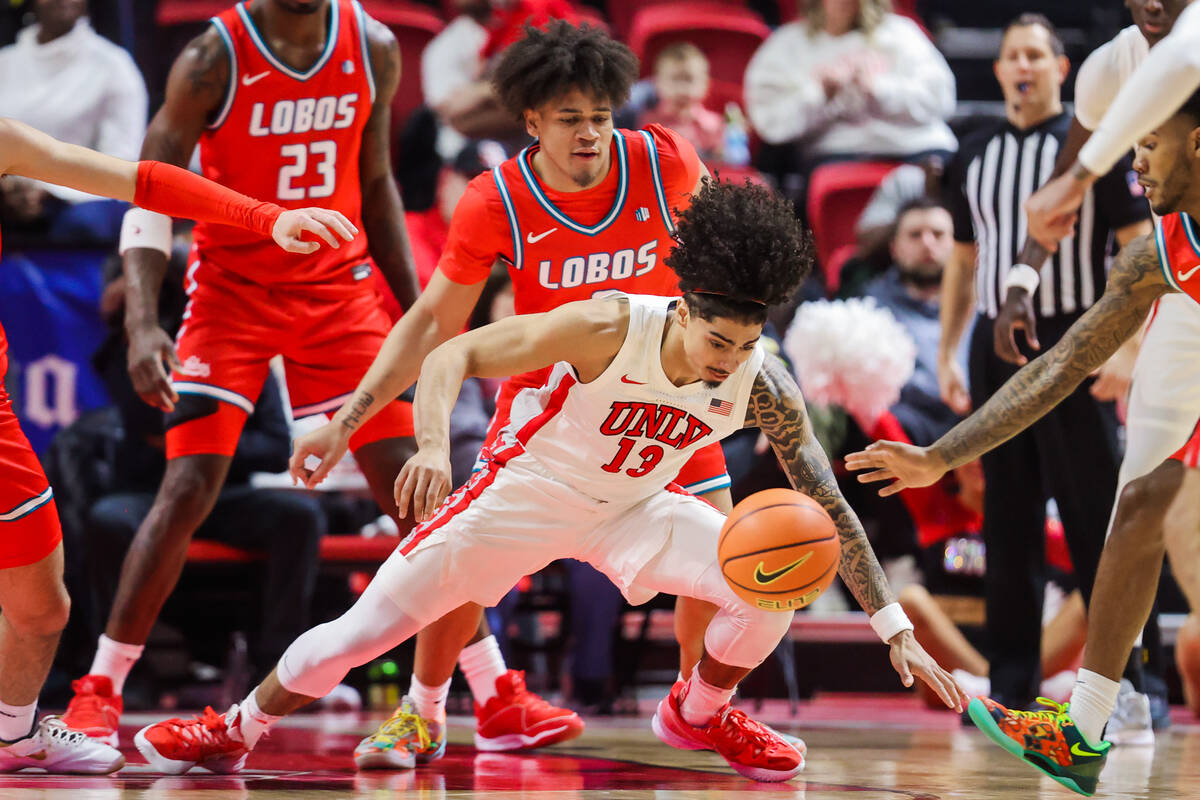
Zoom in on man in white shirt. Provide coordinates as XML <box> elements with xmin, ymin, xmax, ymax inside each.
<box><xmin>0</xmin><ymin>0</ymin><xmax>147</xmax><ymax>243</ymax></box>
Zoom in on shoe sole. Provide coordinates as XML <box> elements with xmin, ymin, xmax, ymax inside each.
<box><xmin>473</xmin><ymin>721</ymin><xmax>581</xmax><ymax>752</ymax></box>
<box><xmin>967</xmin><ymin>698</ymin><xmax>1095</xmax><ymax>797</ymax></box>
<box><xmin>134</xmin><ymin>727</ymin><xmax>196</xmax><ymax>775</ymax></box>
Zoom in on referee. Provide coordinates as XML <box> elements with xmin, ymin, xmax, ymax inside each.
<box><xmin>940</xmin><ymin>14</ymin><xmax>1152</xmax><ymax>711</ymax></box>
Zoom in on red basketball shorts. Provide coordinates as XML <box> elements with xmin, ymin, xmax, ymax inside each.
<box><xmin>0</xmin><ymin>367</ymin><xmax>62</xmax><ymax>568</ymax></box>
<box><xmin>1170</xmin><ymin>417</ymin><xmax>1200</xmax><ymax>468</ymax></box>
<box><xmin>167</xmin><ymin>271</ymin><xmax>413</xmax><ymax>459</ymax></box>
<box><xmin>478</xmin><ymin>375</ymin><xmax>731</xmax><ymax>496</ymax></box>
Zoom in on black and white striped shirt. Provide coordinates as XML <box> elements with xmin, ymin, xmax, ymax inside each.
<box><xmin>947</xmin><ymin>112</ymin><xmax>1148</xmax><ymax>319</ymax></box>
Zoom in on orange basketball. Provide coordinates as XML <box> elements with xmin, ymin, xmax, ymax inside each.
<box><xmin>718</xmin><ymin>488</ymin><xmax>841</xmax><ymax>611</ymax></box>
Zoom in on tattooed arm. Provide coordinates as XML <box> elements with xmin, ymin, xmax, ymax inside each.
<box><xmin>124</xmin><ymin>28</ymin><xmax>229</xmax><ymax>411</ymax></box>
<box><xmin>847</xmin><ymin>232</ymin><xmax>1173</xmax><ymax>495</ymax></box>
<box><xmin>747</xmin><ymin>353</ymin><xmax>969</xmax><ymax>710</ymax></box>
<box><xmin>745</xmin><ymin>353</ymin><xmax>894</xmax><ymax>613</ymax></box>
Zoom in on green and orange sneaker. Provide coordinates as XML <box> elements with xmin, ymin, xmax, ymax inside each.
<box><xmin>968</xmin><ymin>696</ymin><xmax>1110</xmax><ymax>796</ymax></box>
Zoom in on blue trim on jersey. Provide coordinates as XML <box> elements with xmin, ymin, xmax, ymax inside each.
<box><xmin>0</xmin><ymin>486</ymin><xmax>53</xmax><ymax>523</ymax></box>
<box><xmin>351</xmin><ymin>1</ymin><xmax>375</xmax><ymax>104</ymax></box>
<box><xmin>237</xmin><ymin>0</ymin><xmax>340</xmax><ymax>81</ymax></box>
<box><xmin>173</xmin><ymin>382</ymin><xmax>255</xmax><ymax>414</ymax></box>
<box><xmin>516</xmin><ymin>130</ymin><xmax>629</xmax><ymax>236</ymax></box>
<box><xmin>639</xmin><ymin>130</ymin><xmax>675</xmax><ymax>235</ymax></box>
<box><xmin>492</xmin><ymin>166</ymin><xmax>524</xmax><ymax>271</ymax></box>
<box><xmin>1159</xmin><ymin>221</ymin><xmax>1184</xmax><ymax>293</ymax></box>
<box><xmin>683</xmin><ymin>474</ymin><xmax>731</xmax><ymax>496</ymax></box>
<box><xmin>208</xmin><ymin>18</ymin><xmax>239</xmax><ymax>130</ymax></box>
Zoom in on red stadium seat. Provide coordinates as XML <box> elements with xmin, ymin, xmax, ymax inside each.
<box><xmin>607</xmin><ymin>0</ymin><xmax>746</xmax><ymax>39</ymax></box>
<box><xmin>361</xmin><ymin>1</ymin><xmax>445</xmax><ymax>132</ymax></box>
<box><xmin>805</xmin><ymin>160</ymin><xmax>901</xmax><ymax>292</ymax></box>
<box><xmin>626</xmin><ymin>3</ymin><xmax>769</xmax><ymax>87</ymax></box>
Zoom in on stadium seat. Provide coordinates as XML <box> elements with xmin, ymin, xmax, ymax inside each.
<box><xmin>362</xmin><ymin>1</ymin><xmax>445</xmax><ymax>132</ymax></box>
<box><xmin>607</xmin><ymin>0</ymin><xmax>746</xmax><ymax>40</ymax></box>
<box><xmin>625</xmin><ymin>3</ymin><xmax>769</xmax><ymax>88</ymax></box>
<box><xmin>805</xmin><ymin>160</ymin><xmax>901</xmax><ymax>292</ymax></box>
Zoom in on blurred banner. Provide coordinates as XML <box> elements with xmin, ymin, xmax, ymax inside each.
<box><xmin>0</xmin><ymin>249</ymin><xmax>110</xmax><ymax>454</ymax></box>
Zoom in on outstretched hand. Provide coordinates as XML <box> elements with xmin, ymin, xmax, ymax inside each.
<box><xmin>272</xmin><ymin>208</ymin><xmax>358</xmax><ymax>254</ymax></box>
<box><xmin>844</xmin><ymin>440</ymin><xmax>949</xmax><ymax>497</ymax></box>
<box><xmin>888</xmin><ymin>630</ymin><xmax>969</xmax><ymax>712</ymax></box>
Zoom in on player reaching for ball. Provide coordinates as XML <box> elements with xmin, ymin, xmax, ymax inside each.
<box><xmin>133</xmin><ymin>178</ymin><xmax>966</xmax><ymax>782</ymax></box>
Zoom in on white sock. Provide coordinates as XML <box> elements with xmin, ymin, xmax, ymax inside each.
<box><xmin>680</xmin><ymin>672</ymin><xmax>734</xmax><ymax>727</ymax></box>
<box><xmin>1069</xmin><ymin>669</ymin><xmax>1121</xmax><ymax>745</ymax></box>
<box><xmin>408</xmin><ymin>675</ymin><xmax>451</xmax><ymax>721</ymax></box>
<box><xmin>0</xmin><ymin>700</ymin><xmax>36</xmax><ymax>742</ymax></box>
<box><xmin>89</xmin><ymin>634</ymin><xmax>144</xmax><ymax>695</ymax></box>
<box><xmin>235</xmin><ymin>689</ymin><xmax>281</xmax><ymax>750</ymax></box>
<box><xmin>459</xmin><ymin>635</ymin><xmax>507</xmax><ymax>705</ymax></box>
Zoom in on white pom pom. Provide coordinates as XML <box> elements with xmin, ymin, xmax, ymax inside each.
<box><xmin>782</xmin><ymin>298</ymin><xmax>917</xmax><ymax>425</ymax></box>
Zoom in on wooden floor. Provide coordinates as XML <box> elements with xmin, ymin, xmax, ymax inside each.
<box><xmin>3</xmin><ymin>695</ymin><xmax>1198</xmax><ymax>798</ymax></box>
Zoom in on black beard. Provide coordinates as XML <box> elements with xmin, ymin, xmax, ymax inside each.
<box><xmin>896</xmin><ymin>267</ymin><xmax>942</xmax><ymax>290</ymax></box>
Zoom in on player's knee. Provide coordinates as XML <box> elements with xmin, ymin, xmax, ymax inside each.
<box><xmin>5</xmin><ymin>579</ymin><xmax>70</xmax><ymax>637</ymax></box>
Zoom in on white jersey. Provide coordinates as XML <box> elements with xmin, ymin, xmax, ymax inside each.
<box><xmin>1074</xmin><ymin>25</ymin><xmax>1149</xmax><ymax>132</ymax></box>
<box><xmin>493</xmin><ymin>294</ymin><xmax>764</xmax><ymax>505</ymax></box>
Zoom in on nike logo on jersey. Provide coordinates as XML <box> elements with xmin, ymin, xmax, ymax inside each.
<box><xmin>526</xmin><ymin>227</ymin><xmax>558</xmax><ymax>244</ymax></box>
<box><xmin>620</xmin><ymin>375</ymin><xmax>646</xmax><ymax>385</ymax></box>
<box><xmin>1179</xmin><ymin>264</ymin><xmax>1200</xmax><ymax>282</ymax></box>
<box><xmin>242</xmin><ymin>71</ymin><xmax>271</xmax><ymax>86</ymax></box>
<box><xmin>753</xmin><ymin>553</ymin><xmax>813</xmax><ymax>585</ymax></box>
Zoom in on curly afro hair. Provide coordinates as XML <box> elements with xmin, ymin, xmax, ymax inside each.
<box><xmin>491</xmin><ymin>20</ymin><xmax>639</xmax><ymax>117</ymax></box>
<box><xmin>666</xmin><ymin>177</ymin><xmax>813</xmax><ymax>324</ymax></box>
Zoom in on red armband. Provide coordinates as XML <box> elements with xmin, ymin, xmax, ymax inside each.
<box><xmin>133</xmin><ymin>161</ymin><xmax>285</xmax><ymax>237</ymax></box>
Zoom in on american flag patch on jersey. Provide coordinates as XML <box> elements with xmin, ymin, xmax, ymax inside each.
<box><xmin>709</xmin><ymin>398</ymin><xmax>733</xmax><ymax>416</ymax></box>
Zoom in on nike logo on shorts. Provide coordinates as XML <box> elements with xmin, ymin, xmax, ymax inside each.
<box><xmin>526</xmin><ymin>227</ymin><xmax>557</xmax><ymax>244</ymax></box>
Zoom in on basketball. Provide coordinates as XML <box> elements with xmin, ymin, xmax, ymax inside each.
<box><xmin>718</xmin><ymin>488</ymin><xmax>841</xmax><ymax>611</ymax></box>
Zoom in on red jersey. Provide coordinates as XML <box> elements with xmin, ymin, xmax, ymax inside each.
<box><xmin>1157</xmin><ymin>212</ymin><xmax>1200</xmax><ymax>304</ymax></box>
<box><xmin>193</xmin><ymin>0</ymin><xmax>373</xmax><ymax>294</ymax></box>
<box><xmin>440</xmin><ymin>124</ymin><xmax>702</xmax><ymax>402</ymax></box>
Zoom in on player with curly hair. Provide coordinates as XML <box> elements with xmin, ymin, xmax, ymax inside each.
<box><xmin>287</xmin><ymin>19</ymin><xmax>758</xmax><ymax>767</ymax></box>
<box><xmin>133</xmin><ymin>178</ymin><xmax>967</xmax><ymax>781</ymax></box>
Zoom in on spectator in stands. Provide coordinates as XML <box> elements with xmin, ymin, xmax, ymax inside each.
<box><xmin>0</xmin><ymin>0</ymin><xmax>147</xmax><ymax>244</ymax></box>
<box><xmin>84</xmin><ymin>264</ymin><xmax>325</xmax><ymax>683</ymax></box>
<box><xmin>638</xmin><ymin>42</ymin><xmax>725</xmax><ymax>163</ymax></box>
<box><xmin>859</xmin><ymin>197</ymin><xmax>960</xmax><ymax>446</ymax></box>
<box><xmin>743</xmin><ymin>0</ymin><xmax>955</xmax><ymax>166</ymax></box>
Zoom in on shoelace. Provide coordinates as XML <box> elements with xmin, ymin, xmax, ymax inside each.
<box><xmin>376</xmin><ymin>707</ymin><xmax>431</xmax><ymax>750</ymax></box>
<box><xmin>39</xmin><ymin>716</ymin><xmax>92</xmax><ymax>746</ymax></box>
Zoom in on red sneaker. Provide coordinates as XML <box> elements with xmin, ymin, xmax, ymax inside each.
<box><xmin>474</xmin><ymin>670</ymin><xmax>584</xmax><ymax>751</ymax></box>
<box><xmin>134</xmin><ymin>705</ymin><xmax>248</xmax><ymax>775</ymax></box>
<box><xmin>61</xmin><ymin>675</ymin><xmax>122</xmax><ymax>747</ymax></box>
<box><xmin>652</xmin><ymin>680</ymin><xmax>805</xmax><ymax>782</ymax></box>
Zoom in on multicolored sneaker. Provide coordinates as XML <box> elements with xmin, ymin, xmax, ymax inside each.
<box><xmin>0</xmin><ymin>715</ymin><xmax>124</xmax><ymax>774</ymax></box>
<box><xmin>968</xmin><ymin>696</ymin><xmax>1109</xmax><ymax>796</ymax></box>
<box><xmin>61</xmin><ymin>675</ymin><xmax>122</xmax><ymax>747</ymax></box>
<box><xmin>651</xmin><ymin>680</ymin><xmax>805</xmax><ymax>782</ymax></box>
<box><xmin>354</xmin><ymin>696</ymin><xmax>445</xmax><ymax>769</ymax></box>
<box><xmin>134</xmin><ymin>705</ymin><xmax>249</xmax><ymax>775</ymax></box>
<box><xmin>474</xmin><ymin>670</ymin><xmax>583</xmax><ymax>752</ymax></box>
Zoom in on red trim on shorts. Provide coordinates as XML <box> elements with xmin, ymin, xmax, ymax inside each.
<box><xmin>1171</xmin><ymin>418</ymin><xmax>1200</xmax><ymax>468</ymax></box>
<box><xmin>514</xmin><ymin>371</ymin><xmax>577</xmax><ymax>445</ymax></box>
<box><xmin>398</xmin><ymin>441</ymin><xmax>523</xmax><ymax>556</ymax></box>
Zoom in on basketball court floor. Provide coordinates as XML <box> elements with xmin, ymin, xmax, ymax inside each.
<box><xmin>2</xmin><ymin>695</ymin><xmax>1197</xmax><ymax>799</ymax></box>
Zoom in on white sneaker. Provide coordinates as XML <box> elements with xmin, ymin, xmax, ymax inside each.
<box><xmin>0</xmin><ymin>715</ymin><xmax>124</xmax><ymax>773</ymax></box>
<box><xmin>1104</xmin><ymin>678</ymin><xmax>1155</xmax><ymax>746</ymax></box>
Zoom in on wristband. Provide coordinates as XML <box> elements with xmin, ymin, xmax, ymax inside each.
<box><xmin>119</xmin><ymin>208</ymin><xmax>173</xmax><ymax>257</ymax></box>
<box><xmin>1002</xmin><ymin>263</ymin><xmax>1041</xmax><ymax>295</ymax></box>
<box><xmin>870</xmin><ymin>602</ymin><xmax>914</xmax><ymax>644</ymax></box>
